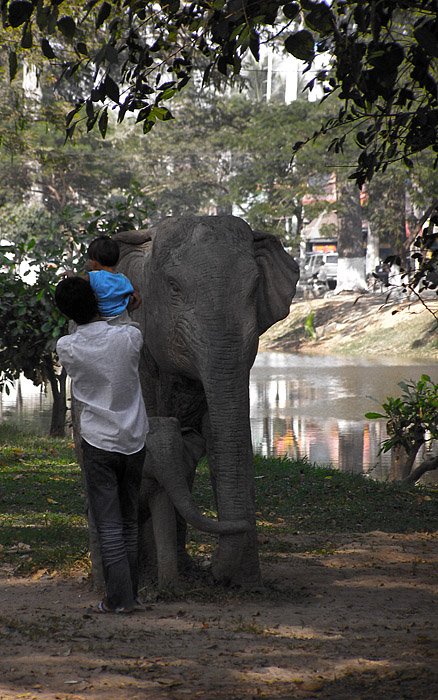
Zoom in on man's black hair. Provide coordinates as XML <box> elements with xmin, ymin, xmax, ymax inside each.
<box><xmin>55</xmin><ymin>277</ymin><xmax>99</xmax><ymax>325</ymax></box>
<box><xmin>87</xmin><ymin>235</ymin><xmax>120</xmax><ymax>267</ymax></box>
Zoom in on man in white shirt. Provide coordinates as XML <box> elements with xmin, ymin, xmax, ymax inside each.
<box><xmin>55</xmin><ymin>276</ymin><xmax>148</xmax><ymax>614</ymax></box>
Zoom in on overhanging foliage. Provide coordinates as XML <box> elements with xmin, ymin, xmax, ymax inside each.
<box><xmin>2</xmin><ymin>1</ymin><xmax>437</xmax><ymax>188</ymax></box>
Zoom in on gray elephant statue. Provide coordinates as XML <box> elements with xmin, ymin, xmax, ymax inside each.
<box><xmin>114</xmin><ymin>214</ymin><xmax>300</xmax><ymax>589</ymax></box>
<box><xmin>139</xmin><ymin>416</ymin><xmax>249</xmax><ymax>588</ymax></box>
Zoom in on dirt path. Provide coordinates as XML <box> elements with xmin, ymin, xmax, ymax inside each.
<box><xmin>1</xmin><ymin>531</ymin><xmax>438</xmax><ymax>700</ymax></box>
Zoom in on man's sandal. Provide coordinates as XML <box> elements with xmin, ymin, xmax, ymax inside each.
<box><xmin>88</xmin><ymin>601</ymin><xmax>134</xmax><ymax>615</ymax></box>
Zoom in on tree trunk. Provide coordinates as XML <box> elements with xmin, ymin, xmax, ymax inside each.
<box><xmin>45</xmin><ymin>360</ymin><xmax>67</xmax><ymax>437</ymax></box>
<box><xmin>402</xmin><ymin>455</ymin><xmax>438</xmax><ymax>485</ymax></box>
<box><xmin>335</xmin><ymin>181</ymin><xmax>367</xmax><ymax>293</ymax></box>
<box><xmin>390</xmin><ymin>443</ymin><xmax>422</xmax><ymax>481</ymax></box>
<box><xmin>387</xmin><ymin>181</ymin><xmax>407</xmax><ymax>265</ymax></box>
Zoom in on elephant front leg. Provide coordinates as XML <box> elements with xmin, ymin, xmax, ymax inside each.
<box><xmin>149</xmin><ymin>489</ymin><xmax>178</xmax><ymax>589</ymax></box>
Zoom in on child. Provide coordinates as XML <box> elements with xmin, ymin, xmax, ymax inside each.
<box><xmin>64</xmin><ymin>235</ymin><xmax>141</xmax><ymax>324</ymax></box>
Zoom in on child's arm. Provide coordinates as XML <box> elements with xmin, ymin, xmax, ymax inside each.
<box><xmin>127</xmin><ymin>284</ymin><xmax>141</xmax><ymax>312</ymax></box>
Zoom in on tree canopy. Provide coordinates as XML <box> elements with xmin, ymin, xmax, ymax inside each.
<box><xmin>2</xmin><ymin>0</ymin><xmax>438</xmax><ymax>188</ymax></box>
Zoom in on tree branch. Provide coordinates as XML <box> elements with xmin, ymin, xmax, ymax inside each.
<box><xmin>402</xmin><ymin>455</ymin><xmax>438</xmax><ymax>485</ymax></box>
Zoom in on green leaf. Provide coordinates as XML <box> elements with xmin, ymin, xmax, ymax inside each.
<box><xmin>57</xmin><ymin>16</ymin><xmax>76</xmax><ymax>40</ymax></box>
<box><xmin>249</xmin><ymin>32</ymin><xmax>259</xmax><ymax>61</ymax></box>
<box><xmin>365</xmin><ymin>412</ymin><xmax>385</xmax><ymax>420</ymax></box>
<box><xmin>305</xmin><ymin>2</ymin><xmax>333</xmax><ymax>36</ymax></box>
<box><xmin>283</xmin><ymin>3</ymin><xmax>300</xmax><ymax>21</ymax></box>
<box><xmin>8</xmin><ymin>51</ymin><xmax>18</xmax><ymax>81</ymax></box>
<box><xmin>96</xmin><ymin>1</ymin><xmax>111</xmax><ymax>29</ymax></box>
<box><xmin>151</xmin><ymin>106</ymin><xmax>174</xmax><ymax>121</ymax></box>
<box><xmin>66</xmin><ymin>104</ymin><xmax>82</xmax><ymax>127</ymax></box>
<box><xmin>8</xmin><ymin>0</ymin><xmax>34</xmax><ymax>28</ymax></box>
<box><xmin>86</xmin><ymin>100</ymin><xmax>94</xmax><ymax>121</ymax></box>
<box><xmin>64</xmin><ymin>123</ymin><xmax>77</xmax><ymax>143</ymax></box>
<box><xmin>75</xmin><ymin>41</ymin><xmax>88</xmax><ymax>56</ymax></box>
<box><xmin>21</xmin><ymin>22</ymin><xmax>33</xmax><ymax>49</ymax></box>
<box><xmin>103</xmin><ymin>74</ymin><xmax>120</xmax><ymax>103</ymax></box>
<box><xmin>98</xmin><ymin>108</ymin><xmax>108</xmax><ymax>138</ymax></box>
<box><xmin>414</xmin><ymin>22</ymin><xmax>438</xmax><ymax>59</ymax></box>
<box><xmin>142</xmin><ymin>120</ymin><xmax>155</xmax><ymax>134</ymax></box>
<box><xmin>47</xmin><ymin>4</ymin><xmax>59</xmax><ymax>34</ymax></box>
<box><xmin>41</xmin><ymin>38</ymin><xmax>56</xmax><ymax>59</ymax></box>
<box><xmin>36</xmin><ymin>3</ymin><xmax>50</xmax><ymax>31</ymax></box>
<box><xmin>284</xmin><ymin>30</ymin><xmax>314</xmax><ymax>62</ymax></box>
<box><xmin>104</xmin><ymin>44</ymin><xmax>119</xmax><ymax>65</ymax></box>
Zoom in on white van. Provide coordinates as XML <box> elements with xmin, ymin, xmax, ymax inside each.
<box><xmin>302</xmin><ymin>252</ymin><xmax>338</xmax><ymax>290</ymax></box>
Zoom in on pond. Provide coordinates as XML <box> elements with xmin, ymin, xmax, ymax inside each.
<box><xmin>2</xmin><ymin>353</ymin><xmax>438</xmax><ymax>483</ymax></box>
<box><xmin>251</xmin><ymin>353</ymin><xmax>438</xmax><ymax>483</ymax></box>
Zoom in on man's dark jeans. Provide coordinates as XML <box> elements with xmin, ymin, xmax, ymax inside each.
<box><xmin>81</xmin><ymin>439</ymin><xmax>145</xmax><ymax>610</ymax></box>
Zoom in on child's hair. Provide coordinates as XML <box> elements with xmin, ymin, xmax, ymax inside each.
<box><xmin>87</xmin><ymin>235</ymin><xmax>120</xmax><ymax>267</ymax></box>
<box><xmin>55</xmin><ymin>277</ymin><xmax>99</xmax><ymax>325</ymax></box>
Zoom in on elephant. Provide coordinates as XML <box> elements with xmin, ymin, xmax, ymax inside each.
<box><xmin>114</xmin><ymin>214</ymin><xmax>300</xmax><ymax>589</ymax></box>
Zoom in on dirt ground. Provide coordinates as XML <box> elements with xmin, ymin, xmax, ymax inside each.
<box><xmin>2</xmin><ymin>292</ymin><xmax>438</xmax><ymax>699</ymax></box>
<box><xmin>1</xmin><ymin>531</ymin><xmax>438</xmax><ymax>700</ymax></box>
<box><xmin>259</xmin><ymin>292</ymin><xmax>438</xmax><ymax>358</ymax></box>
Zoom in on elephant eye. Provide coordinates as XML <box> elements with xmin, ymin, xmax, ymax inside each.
<box><xmin>168</xmin><ymin>278</ymin><xmax>181</xmax><ymax>295</ymax></box>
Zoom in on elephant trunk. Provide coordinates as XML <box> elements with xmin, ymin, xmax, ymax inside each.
<box><xmin>202</xmin><ymin>362</ymin><xmax>258</xmax><ymax>585</ymax></box>
<box><xmin>145</xmin><ymin>417</ymin><xmax>249</xmax><ymax>535</ymax></box>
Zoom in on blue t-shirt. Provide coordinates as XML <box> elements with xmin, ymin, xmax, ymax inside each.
<box><xmin>88</xmin><ymin>270</ymin><xmax>134</xmax><ymax>317</ymax></box>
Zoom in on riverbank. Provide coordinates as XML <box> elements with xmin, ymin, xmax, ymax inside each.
<box><xmin>259</xmin><ymin>291</ymin><xmax>438</xmax><ymax>358</ymax></box>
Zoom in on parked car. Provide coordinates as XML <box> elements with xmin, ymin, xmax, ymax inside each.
<box><xmin>317</xmin><ymin>253</ymin><xmax>338</xmax><ymax>290</ymax></box>
<box><xmin>301</xmin><ymin>252</ymin><xmax>338</xmax><ymax>291</ymax></box>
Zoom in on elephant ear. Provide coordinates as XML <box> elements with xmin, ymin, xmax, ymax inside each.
<box><xmin>113</xmin><ymin>229</ymin><xmax>152</xmax><ymax>262</ymax></box>
<box><xmin>253</xmin><ymin>230</ymin><xmax>300</xmax><ymax>336</ymax></box>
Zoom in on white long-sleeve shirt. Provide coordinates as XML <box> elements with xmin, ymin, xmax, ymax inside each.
<box><xmin>57</xmin><ymin>321</ymin><xmax>148</xmax><ymax>454</ymax></box>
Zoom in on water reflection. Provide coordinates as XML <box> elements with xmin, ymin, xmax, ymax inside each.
<box><xmin>2</xmin><ymin>354</ymin><xmax>438</xmax><ymax>483</ymax></box>
<box><xmin>0</xmin><ymin>377</ymin><xmax>54</xmax><ymax>434</ymax></box>
<box><xmin>250</xmin><ymin>353</ymin><xmax>438</xmax><ymax>483</ymax></box>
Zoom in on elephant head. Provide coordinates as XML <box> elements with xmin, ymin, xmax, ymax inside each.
<box><xmin>115</xmin><ymin>215</ymin><xmax>299</xmax><ymax>587</ymax></box>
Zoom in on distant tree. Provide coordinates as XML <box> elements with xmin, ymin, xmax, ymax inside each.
<box><xmin>0</xmin><ymin>240</ymin><xmax>68</xmax><ymax>436</ymax></box>
<box><xmin>225</xmin><ymin>97</ymin><xmax>332</xmax><ymax>242</ymax></box>
<box><xmin>366</xmin><ymin>166</ymin><xmax>409</xmax><ymax>265</ymax></box>
<box><xmin>0</xmin><ymin>189</ymin><xmax>153</xmax><ymax>436</ymax></box>
<box><xmin>3</xmin><ymin>1</ymin><xmax>438</xmax><ymax>293</ymax></box>
<box><xmin>2</xmin><ymin>1</ymin><xmax>436</xmax><ymax>188</ymax></box>
<box><xmin>334</xmin><ymin>180</ymin><xmax>367</xmax><ymax>292</ymax></box>
<box><xmin>366</xmin><ymin>375</ymin><xmax>438</xmax><ymax>484</ymax></box>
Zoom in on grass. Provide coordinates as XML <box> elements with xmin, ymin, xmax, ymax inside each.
<box><xmin>188</xmin><ymin>454</ymin><xmax>438</xmax><ymax>558</ymax></box>
<box><xmin>1</xmin><ymin>425</ymin><xmax>438</xmax><ymax>576</ymax></box>
<box><xmin>0</xmin><ymin>424</ymin><xmax>88</xmax><ymax>576</ymax></box>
